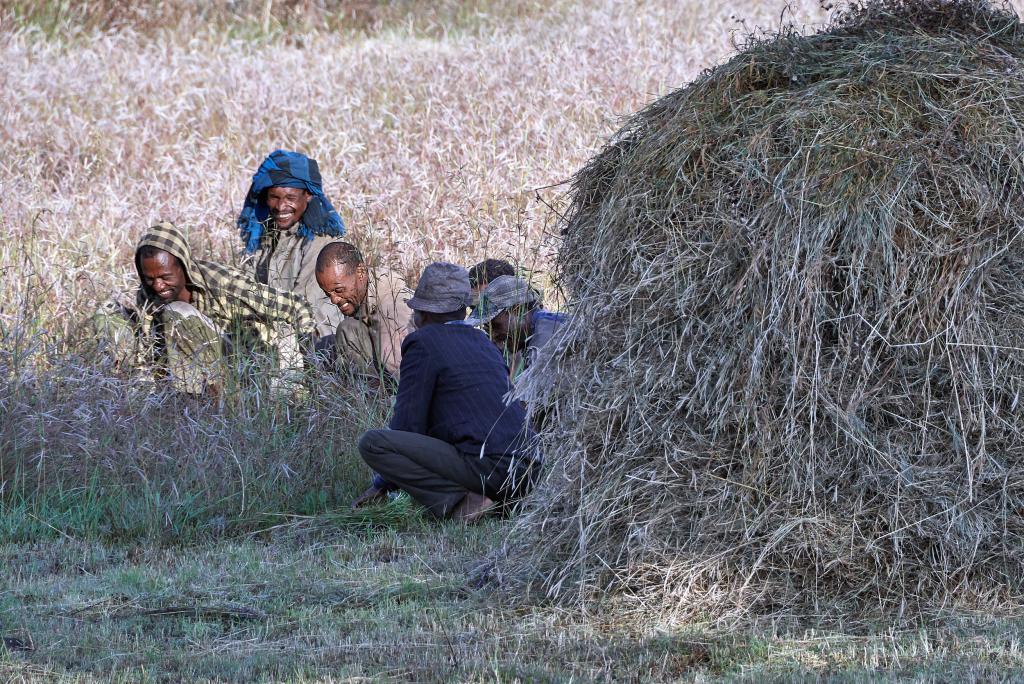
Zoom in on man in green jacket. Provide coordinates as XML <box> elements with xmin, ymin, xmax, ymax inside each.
<box><xmin>97</xmin><ymin>222</ymin><xmax>316</xmax><ymax>394</ymax></box>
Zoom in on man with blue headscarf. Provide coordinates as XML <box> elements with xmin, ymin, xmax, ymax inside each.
<box><xmin>239</xmin><ymin>150</ymin><xmax>346</xmax><ymax>352</ymax></box>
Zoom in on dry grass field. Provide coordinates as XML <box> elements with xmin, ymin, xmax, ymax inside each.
<box><xmin>5</xmin><ymin>0</ymin><xmax>1024</xmax><ymax>681</ymax></box>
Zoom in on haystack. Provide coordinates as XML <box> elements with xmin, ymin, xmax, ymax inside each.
<box><xmin>507</xmin><ymin>0</ymin><xmax>1024</xmax><ymax>623</ymax></box>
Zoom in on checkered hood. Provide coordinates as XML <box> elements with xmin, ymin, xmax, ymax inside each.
<box><xmin>134</xmin><ymin>222</ymin><xmax>209</xmax><ymax>300</ymax></box>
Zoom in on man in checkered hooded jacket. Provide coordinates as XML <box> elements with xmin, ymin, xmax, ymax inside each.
<box><xmin>95</xmin><ymin>222</ymin><xmax>316</xmax><ymax>395</ymax></box>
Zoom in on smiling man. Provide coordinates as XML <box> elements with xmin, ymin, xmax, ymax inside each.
<box><xmin>126</xmin><ymin>222</ymin><xmax>317</xmax><ymax>394</ymax></box>
<box><xmin>238</xmin><ymin>150</ymin><xmax>346</xmax><ymax>352</ymax></box>
<box><xmin>314</xmin><ymin>241</ymin><xmax>413</xmax><ymax>385</ymax></box>
<box><xmin>138</xmin><ymin>247</ymin><xmax>191</xmax><ymax>304</ymax></box>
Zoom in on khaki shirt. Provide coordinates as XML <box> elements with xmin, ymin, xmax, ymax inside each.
<box><xmin>245</xmin><ymin>226</ymin><xmax>343</xmax><ymax>338</ymax></box>
<box><xmin>335</xmin><ymin>269</ymin><xmax>414</xmax><ymax>380</ymax></box>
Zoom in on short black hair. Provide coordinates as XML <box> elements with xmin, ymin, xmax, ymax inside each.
<box><xmin>417</xmin><ymin>308</ymin><xmax>467</xmax><ymax>326</ymax></box>
<box><xmin>468</xmin><ymin>258</ymin><xmax>515</xmax><ymax>289</ymax></box>
<box><xmin>316</xmin><ymin>241</ymin><xmax>364</xmax><ymax>274</ymax></box>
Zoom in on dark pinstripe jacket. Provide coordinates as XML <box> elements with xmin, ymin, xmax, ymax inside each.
<box><xmin>390</xmin><ymin>322</ymin><xmax>535</xmax><ymax>459</ymax></box>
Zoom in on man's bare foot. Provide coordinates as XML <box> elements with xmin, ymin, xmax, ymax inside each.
<box><xmin>452</xmin><ymin>492</ymin><xmax>495</xmax><ymax>523</ymax></box>
<box><xmin>351</xmin><ymin>485</ymin><xmax>389</xmax><ymax>509</ymax></box>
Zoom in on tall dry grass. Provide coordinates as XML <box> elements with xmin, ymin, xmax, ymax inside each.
<box><xmin>2</xmin><ymin>0</ymin><xmax>561</xmax><ymax>41</ymax></box>
<box><xmin>0</xmin><ymin>1</ymin><xmax>837</xmax><ymax>319</ymax></box>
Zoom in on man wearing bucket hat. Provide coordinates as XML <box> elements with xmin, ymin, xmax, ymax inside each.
<box><xmin>354</xmin><ymin>262</ymin><xmax>538</xmax><ymax>521</ymax></box>
<box><xmin>466</xmin><ymin>274</ymin><xmax>568</xmax><ymax>376</ymax></box>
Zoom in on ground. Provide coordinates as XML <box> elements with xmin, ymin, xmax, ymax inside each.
<box><xmin>6</xmin><ymin>0</ymin><xmax>1024</xmax><ymax>681</ymax></box>
<box><xmin>5</xmin><ymin>515</ymin><xmax>1024</xmax><ymax>682</ymax></box>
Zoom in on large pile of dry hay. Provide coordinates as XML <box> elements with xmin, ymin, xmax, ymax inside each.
<box><xmin>507</xmin><ymin>0</ymin><xmax>1024</xmax><ymax>623</ymax></box>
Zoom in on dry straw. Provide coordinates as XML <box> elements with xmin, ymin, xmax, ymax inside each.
<box><xmin>504</xmin><ymin>0</ymin><xmax>1024</xmax><ymax>625</ymax></box>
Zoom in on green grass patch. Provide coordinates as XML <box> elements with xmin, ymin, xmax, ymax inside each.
<box><xmin>1</xmin><ymin>362</ymin><xmax>398</xmax><ymax>543</ymax></box>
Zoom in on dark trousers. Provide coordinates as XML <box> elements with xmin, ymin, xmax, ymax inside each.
<box><xmin>358</xmin><ymin>429</ymin><xmax>536</xmax><ymax>518</ymax></box>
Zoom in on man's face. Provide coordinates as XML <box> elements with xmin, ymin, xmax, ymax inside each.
<box><xmin>486</xmin><ymin>309</ymin><xmax>518</xmax><ymax>353</ymax></box>
<box><xmin>140</xmin><ymin>250</ymin><xmax>189</xmax><ymax>303</ymax></box>
<box><xmin>316</xmin><ymin>262</ymin><xmax>369</xmax><ymax>317</ymax></box>
<box><xmin>265</xmin><ymin>186</ymin><xmax>311</xmax><ymax>231</ymax></box>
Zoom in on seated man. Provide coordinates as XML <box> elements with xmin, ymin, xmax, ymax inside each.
<box><xmin>466</xmin><ymin>275</ymin><xmax>568</xmax><ymax>376</ymax></box>
<box><xmin>99</xmin><ymin>222</ymin><xmax>317</xmax><ymax>395</ymax></box>
<box><xmin>356</xmin><ymin>262</ymin><xmax>539</xmax><ymax>521</ymax></box>
<box><xmin>468</xmin><ymin>258</ymin><xmax>516</xmax><ymax>310</ymax></box>
<box><xmin>238</xmin><ymin>150</ymin><xmax>346</xmax><ymax>352</ymax></box>
<box><xmin>314</xmin><ymin>241</ymin><xmax>413</xmax><ymax>385</ymax></box>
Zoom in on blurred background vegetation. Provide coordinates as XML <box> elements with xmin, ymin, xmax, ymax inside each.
<box><xmin>1</xmin><ymin>0</ymin><xmax>559</xmax><ymax>41</ymax></box>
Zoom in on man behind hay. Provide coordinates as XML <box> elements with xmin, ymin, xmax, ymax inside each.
<box><xmin>467</xmin><ymin>275</ymin><xmax>567</xmax><ymax>377</ymax></box>
<box><xmin>314</xmin><ymin>241</ymin><xmax>413</xmax><ymax>387</ymax></box>
<box><xmin>355</xmin><ymin>262</ymin><xmax>539</xmax><ymax>521</ymax></box>
<box><xmin>238</xmin><ymin>150</ymin><xmax>345</xmax><ymax>353</ymax></box>
<box><xmin>95</xmin><ymin>222</ymin><xmax>317</xmax><ymax>395</ymax></box>
<box><xmin>468</xmin><ymin>258</ymin><xmax>516</xmax><ymax>310</ymax></box>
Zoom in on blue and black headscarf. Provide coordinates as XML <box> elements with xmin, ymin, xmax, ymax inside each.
<box><xmin>238</xmin><ymin>150</ymin><xmax>346</xmax><ymax>253</ymax></box>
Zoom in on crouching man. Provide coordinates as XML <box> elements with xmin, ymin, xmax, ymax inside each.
<box><xmin>355</xmin><ymin>262</ymin><xmax>539</xmax><ymax>521</ymax></box>
<box><xmin>467</xmin><ymin>275</ymin><xmax>568</xmax><ymax>376</ymax></box>
<box><xmin>99</xmin><ymin>222</ymin><xmax>317</xmax><ymax>395</ymax></box>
